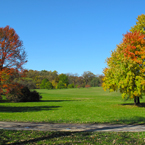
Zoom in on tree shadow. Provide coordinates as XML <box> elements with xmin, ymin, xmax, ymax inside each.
<box><xmin>0</xmin><ymin>105</ymin><xmax>61</xmax><ymax>112</ymax></box>
<box><xmin>0</xmin><ymin>99</ymin><xmax>80</xmax><ymax>103</ymax></box>
<box><xmin>109</xmin><ymin>116</ymin><xmax>145</xmax><ymax>125</ymax></box>
<box><xmin>121</xmin><ymin>102</ymin><xmax>145</xmax><ymax>107</ymax></box>
<box><xmin>40</xmin><ymin>100</ymin><xmax>80</xmax><ymax>102</ymax></box>
<box><xmin>2</xmin><ymin>131</ymin><xmax>92</xmax><ymax>145</ymax></box>
<box><xmin>0</xmin><ymin>130</ymin><xmax>10</xmax><ymax>145</ymax></box>
<box><xmin>0</xmin><ymin>100</ymin><xmax>11</xmax><ymax>103</ymax></box>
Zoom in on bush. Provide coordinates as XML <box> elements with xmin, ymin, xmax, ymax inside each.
<box><xmin>6</xmin><ymin>84</ymin><xmax>24</xmax><ymax>102</ymax></box>
<box><xmin>81</xmin><ymin>83</ymin><xmax>86</xmax><ymax>88</ymax></box>
<box><xmin>85</xmin><ymin>84</ymin><xmax>91</xmax><ymax>88</ymax></box>
<box><xmin>77</xmin><ymin>85</ymin><xmax>81</xmax><ymax>88</ymax></box>
<box><xmin>6</xmin><ymin>84</ymin><xmax>42</xmax><ymax>102</ymax></box>
<box><xmin>29</xmin><ymin>91</ymin><xmax>42</xmax><ymax>102</ymax></box>
<box><xmin>68</xmin><ymin>83</ymin><xmax>74</xmax><ymax>88</ymax></box>
<box><xmin>21</xmin><ymin>86</ymin><xmax>31</xmax><ymax>101</ymax></box>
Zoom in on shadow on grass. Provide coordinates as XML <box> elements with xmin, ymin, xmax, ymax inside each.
<box><xmin>0</xmin><ymin>130</ymin><xmax>10</xmax><ymax>145</ymax></box>
<box><xmin>121</xmin><ymin>103</ymin><xmax>145</xmax><ymax>107</ymax></box>
<box><xmin>0</xmin><ymin>100</ymin><xmax>11</xmax><ymax>103</ymax></box>
<box><xmin>0</xmin><ymin>131</ymin><xmax>92</xmax><ymax>145</ymax></box>
<box><xmin>40</xmin><ymin>100</ymin><xmax>80</xmax><ymax>102</ymax></box>
<box><xmin>0</xmin><ymin>105</ymin><xmax>61</xmax><ymax>112</ymax></box>
<box><xmin>0</xmin><ymin>130</ymin><xmax>140</xmax><ymax>145</ymax></box>
<box><xmin>109</xmin><ymin>116</ymin><xmax>145</xmax><ymax>125</ymax></box>
<box><xmin>0</xmin><ymin>99</ymin><xmax>80</xmax><ymax>103</ymax></box>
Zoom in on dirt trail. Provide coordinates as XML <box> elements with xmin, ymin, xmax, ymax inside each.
<box><xmin>0</xmin><ymin>121</ymin><xmax>145</xmax><ymax>132</ymax></box>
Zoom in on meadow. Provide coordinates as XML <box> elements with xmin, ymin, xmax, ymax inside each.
<box><xmin>0</xmin><ymin>87</ymin><xmax>145</xmax><ymax>124</ymax></box>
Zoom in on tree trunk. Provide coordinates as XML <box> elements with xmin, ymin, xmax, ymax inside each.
<box><xmin>134</xmin><ymin>96</ymin><xmax>137</xmax><ymax>105</ymax></box>
<box><xmin>137</xmin><ymin>96</ymin><xmax>140</xmax><ymax>104</ymax></box>
<box><xmin>134</xmin><ymin>96</ymin><xmax>140</xmax><ymax>105</ymax></box>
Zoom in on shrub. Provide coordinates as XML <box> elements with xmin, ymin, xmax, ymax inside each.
<box><xmin>85</xmin><ymin>84</ymin><xmax>91</xmax><ymax>88</ymax></box>
<box><xmin>21</xmin><ymin>86</ymin><xmax>31</xmax><ymax>101</ymax></box>
<box><xmin>81</xmin><ymin>83</ymin><xmax>86</xmax><ymax>88</ymax></box>
<box><xmin>6</xmin><ymin>84</ymin><xmax>42</xmax><ymax>102</ymax></box>
<box><xmin>68</xmin><ymin>83</ymin><xmax>74</xmax><ymax>88</ymax></box>
<box><xmin>77</xmin><ymin>85</ymin><xmax>81</xmax><ymax>88</ymax></box>
<box><xmin>29</xmin><ymin>91</ymin><xmax>42</xmax><ymax>102</ymax></box>
<box><xmin>6</xmin><ymin>84</ymin><xmax>24</xmax><ymax>102</ymax></box>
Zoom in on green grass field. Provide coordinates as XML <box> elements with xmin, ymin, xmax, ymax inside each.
<box><xmin>1</xmin><ymin>130</ymin><xmax>145</xmax><ymax>145</ymax></box>
<box><xmin>0</xmin><ymin>87</ymin><xmax>145</xmax><ymax>124</ymax></box>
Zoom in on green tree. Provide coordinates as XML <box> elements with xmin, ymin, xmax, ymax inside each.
<box><xmin>14</xmin><ymin>77</ymin><xmax>36</xmax><ymax>89</ymax></box>
<box><xmin>56</xmin><ymin>81</ymin><xmax>66</xmax><ymax>89</ymax></box>
<box><xmin>82</xmin><ymin>71</ymin><xmax>95</xmax><ymax>85</ymax></box>
<box><xmin>103</xmin><ymin>31</ymin><xmax>145</xmax><ymax>105</ymax></box>
<box><xmin>68</xmin><ymin>83</ymin><xmax>74</xmax><ymax>88</ymax></box>
<box><xmin>90</xmin><ymin>77</ymin><xmax>100</xmax><ymax>87</ymax></box>
<box><xmin>40</xmin><ymin>78</ymin><xmax>53</xmax><ymax>89</ymax></box>
<box><xmin>40</xmin><ymin>78</ymin><xmax>49</xmax><ymax>89</ymax></box>
<box><xmin>45</xmin><ymin>81</ymin><xmax>53</xmax><ymax>89</ymax></box>
<box><xmin>58</xmin><ymin>74</ymin><xmax>69</xmax><ymax>86</ymax></box>
<box><xmin>103</xmin><ymin>15</ymin><xmax>145</xmax><ymax>105</ymax></box>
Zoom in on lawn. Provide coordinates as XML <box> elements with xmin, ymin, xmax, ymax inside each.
<box><xmin>0</xmin><ymin>87</ymin><xmax>145</xmax><ymax>124</ymax></box>
<box><xmin>1</xmin><ymin>130</ymin><xmax>145</xmax><ymax>145</ymax></box>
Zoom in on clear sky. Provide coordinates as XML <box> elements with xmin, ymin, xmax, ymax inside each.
<box><xmin>1</xmin><ymin>0</ymin><xmax>145</xmax><ymax>76</ymax></box>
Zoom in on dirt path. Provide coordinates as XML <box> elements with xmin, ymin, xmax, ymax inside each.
<box><xmin>0</xmin><ymin>121</ymin><xmax>145</xmax><ymax>132</ymax></box>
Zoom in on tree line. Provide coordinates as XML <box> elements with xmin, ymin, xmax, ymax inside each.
<box><xmin>0</xmin><ymin>25</ymin><xmax>103</xmax><ymax>102</ymax></box>
<box><xmin>2</xmin><ymin>14</ymin><xmax>145</xmax><ymax>104</ymax></box>
<box><xmin>14</xmin><ymin>70</ymin><xmax>104</xmax><ymax>89</ymax></box>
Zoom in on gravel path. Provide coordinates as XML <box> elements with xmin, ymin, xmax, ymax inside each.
<box><xmin>0</xmin><ymin>121</ymin><xmax>145</xmax><ymax>132</ymax></box>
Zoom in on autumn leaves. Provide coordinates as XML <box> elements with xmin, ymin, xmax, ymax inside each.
<box><xmin>103</xmin><ymin>14</ymin><xmax>145</xmax><ymax>104</ymax></box>
<box><xmin>0</xmin><ymin>26</ymin><xmax>27</xmax><ymax>96</ymax></box>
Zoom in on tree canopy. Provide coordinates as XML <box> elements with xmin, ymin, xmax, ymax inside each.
<box><xmin>0</xmin><ymin>26</ymin><xmax>27</xmax><ymax>95</ymax></box>
<box><xmin>103</xmin><ymin>14</ymin><xmax>145</xmax><ymax>105</ymax></box>
<box><xmin>130</xmin><ymin>14</ymin><xmax>145</xmax><ymax>34</ymax></box>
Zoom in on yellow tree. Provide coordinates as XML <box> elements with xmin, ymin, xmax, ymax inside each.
<box><xmin>103</xmin><ymin>31</ymin><xmax>145</xmax><ymax>105</ymax></box>
<box><xmin>130</xmin><ymin>14</ymin><xmax>145</xmax><ymax>34</ymax></box>
<box><xmin>103</xmin><ymin>14</ymin><xmax>145</xmax><ymax>105</ymax></box>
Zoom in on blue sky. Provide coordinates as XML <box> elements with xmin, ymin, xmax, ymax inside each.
<box><xmin>1</xmin><ymin>0</ymin><xmax>145</xmax><ymax>76</ymax></box>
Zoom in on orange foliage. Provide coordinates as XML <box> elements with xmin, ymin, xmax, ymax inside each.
<box><xmin>0</xmin><ymin>26</ymin><xmax>27</xmax><ymax>95</ymax></box>
<box><xmin>85</xmin><ymin>84</ymin><xmax>91</xmax><ymax>88</ymax></box>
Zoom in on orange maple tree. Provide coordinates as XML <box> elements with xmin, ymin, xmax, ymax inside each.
<box><xmin>0</xmin><ymin>26</ymin><xmax>27</xmax><ymax>96</ymax></box>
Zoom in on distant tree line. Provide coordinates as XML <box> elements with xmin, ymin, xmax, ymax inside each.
<box><xmin>14</xmin><ymin>70</ymin><xmax>104</xmax><ymax>89</ymax></box>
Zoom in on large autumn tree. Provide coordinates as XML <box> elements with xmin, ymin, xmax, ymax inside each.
<box><xmin>0</xmin><ymin>26</ymin><xmax>27</xmax><ymax>96</ymax></box>
<box><xmin>103</xmin><ymin>14</ymin><xmax>145</xmax><ymax>105</ymax></box>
